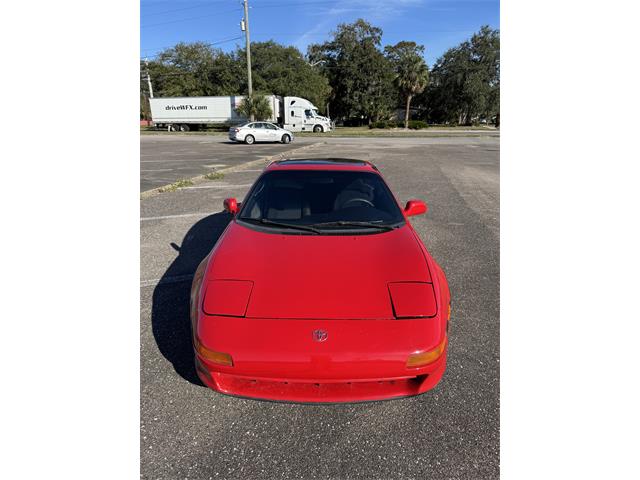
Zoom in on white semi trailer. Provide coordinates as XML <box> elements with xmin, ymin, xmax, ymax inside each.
<box><xmin>149</xmin><ymin>95</ymin><xmax>332</xmax><ymax>133</ymax></box>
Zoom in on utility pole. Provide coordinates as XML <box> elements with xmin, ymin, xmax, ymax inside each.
<box><xmin>143</xmin><ymin>58</ymin><xmax>154</xmax><ymax>125</ymax></box>
<box><xmin>242</xmin><ymin>0</ymin><xmax>253</xmax><ymax>120</ymax></box>
<box><xmin>144</xmin><ymin>58</ymin><xmax>154</xmax><ymax>98</ymax></box>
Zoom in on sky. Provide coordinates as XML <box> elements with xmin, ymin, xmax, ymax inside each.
<box><xmin>141</xmin><ymin>0</ymin><xmax>499</xmax><ymax>67</ymax></box>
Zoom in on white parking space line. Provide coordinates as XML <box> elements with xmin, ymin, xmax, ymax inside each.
<box><xmin>182</xmin><ymin>184</ymin><xmax>252</xmax><ymax>190</ymax></box>
<box><xmin>140</xmin><ymin>211</ymin><xmax>220</xmax><ymax>222</ymax></box>
<box><xmin>140</xmin><ymin>274</ymin><xmax>194</xmax><ymax>288</ymax></box>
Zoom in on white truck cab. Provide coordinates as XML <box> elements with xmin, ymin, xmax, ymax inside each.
<box><xmin>283</xmin><ymin>96</ymin><xmax>332</xmax><ymax>133</ymax></box>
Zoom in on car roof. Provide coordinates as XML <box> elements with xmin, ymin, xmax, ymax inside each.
<box><xmin>266</xmin><ymin>158</ymin><xmax>379</xmax><ymax>172</ymax></box>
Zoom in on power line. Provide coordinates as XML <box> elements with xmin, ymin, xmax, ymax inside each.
<box><xmin>142</xmin><ymin>0</ymin><xmax>232</xmax><ymax>18</ymax></box>
<box><xmin>141</xmin><ymin>7</ymin><xmax>242</xmax><ymax>28</ymax></box>
<box><xmin>141</xmin><ymin>0</ymin><xmax>322</xmax><ymax>18</ymax></box>
<box><xmin>140</xmin><ymin>0</ymin><xmax>330</xmax><ymax>27</ymax></box>
<box><xmin>141</xmin><ymin>36</ymin><xmax>244</xmax><ymax>60</ymax></box>
<box><xmin>141</xmin><ymin>35</ymin><xmax>239</xmax><ymax>54</ymax></box>
<box><xmin>141</xmin><ymin>26</ymin><xmax>474</xmax><ymax>59</ymax></box>
<box><xmin>250</xmin><ymin>1</ymin><xmax>330</xmax><ymax>8</ymax></box>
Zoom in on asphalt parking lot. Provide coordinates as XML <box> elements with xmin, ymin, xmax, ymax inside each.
<box><xmin>140</xmin><ymin>134</ymin><xmax>316</xmax><ymax>192</ymax></box>
<box><xmin>140</xmin><ymin>134</ymin><xmax>500</xmax><ymax>479</ymax></box>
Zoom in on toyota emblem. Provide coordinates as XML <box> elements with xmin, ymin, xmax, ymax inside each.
<box><xmin>312</xmin><ymin>329</ymin><xmax>328</xmax><ymax>342</ymax></box>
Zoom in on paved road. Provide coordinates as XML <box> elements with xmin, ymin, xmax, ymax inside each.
<box><xmin>140</xmin><ymin>133</ymin><xmax>499</xmax><ymax>193</ymax></box>
<box><xmin>141</xmin><ymin>136</ymin><xmax>499</xmax><ymax>479</ymax></box>
<box><xmin>140</xmin><ymin>135</ymin><xmax>315</xmax><ymax>192</ymax></box>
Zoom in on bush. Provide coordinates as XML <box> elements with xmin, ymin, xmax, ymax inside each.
<box><xmin>235</xmin><ymin>95</ymin><xmax>273</xmax><ymax>121</ymax></box>
<box><xmin>343</xmin><ymin>118</ymin><xmax>368</xmax><ymax>127</ymax></box>
<box><xmin>384</xmin><ymin>120</ymin><xmax>406</xmax><ymax>128</ymax></box>
<box><xmin>408</xmin><ymin>120</ymin><xmax>428</xmax><ymax>130</ymax></box>
<box><xmin>369</xmin><ymin>120</ymin><xmax>390</xmax><ymax>129</ymax></box>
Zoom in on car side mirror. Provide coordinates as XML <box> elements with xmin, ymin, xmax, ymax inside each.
<box><xmin>223</xmin><ymin>197</ymin><xmax>239</xmax><ymax>215</ymax></box>
<box><xmin>404</xmin><ymin>199</ymin><xmax>427</xmax><ymax>217</ymax></box>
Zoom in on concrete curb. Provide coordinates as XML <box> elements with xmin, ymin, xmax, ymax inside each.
<box><xmin>140</xmin><ymin>142</ymin><xmax>324</xmax><ymax>200</ymax></box>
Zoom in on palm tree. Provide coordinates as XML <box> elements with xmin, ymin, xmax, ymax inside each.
<box><xmin>386</xmin><ymin>42</ymin><xmax>429</xmax><ymax>129</ymax></box>
<box><xmin>236</xmin><ymin>95</ymin><xmax>273</xmax><ymax>121</ymax></box>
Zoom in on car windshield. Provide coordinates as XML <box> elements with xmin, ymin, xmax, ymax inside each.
<box><xmin>237</xmin><ymin>170</ymin><xmax>405</xmax><ymax>233</ymax></box>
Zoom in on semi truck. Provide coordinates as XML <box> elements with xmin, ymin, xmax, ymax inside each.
<box><xmin>149</xmin><ymin>95</ymin><xmax>332</xmax><ymax>133</ymax></box>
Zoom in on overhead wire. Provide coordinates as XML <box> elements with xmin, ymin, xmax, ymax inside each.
<box><xmin>141</xmin><ymin>7</ymin><xmax>242</xmax><ymax>28</ymax></box>
<box><xmin>142</xmin><ymin>0</ymin><xmax>234</xmax><ymax>18</ymax></box>
<box><xmin>141</xmin><ymin>35</ymin><xmax>244</xmax><ymax>60</ymax></box>
<box><xmin>142</xmin><ymin>0</ymin><xmax>352</xmax><ymax>28</ymax></box>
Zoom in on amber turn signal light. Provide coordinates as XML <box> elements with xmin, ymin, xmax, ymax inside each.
<box><xmin>194</xmin><ymin>337</ymin><xmax>234</xmax><ymax>366</ymax></box>
<box><xmin>406</xmin><ymin>336</ymin><xmax>447</xmax><ymax>368</ymax></box>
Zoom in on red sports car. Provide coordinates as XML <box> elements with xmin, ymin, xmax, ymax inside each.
<box><xmin>190</xmin><ymin>158</ymin><xmax>450</xmax><ymax>402</ymax></box>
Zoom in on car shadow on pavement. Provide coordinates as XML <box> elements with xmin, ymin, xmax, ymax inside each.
<box><xmin>151</xmin><ymin>211</ymin><xmax>232</xmax><ymax>386</ymax></box>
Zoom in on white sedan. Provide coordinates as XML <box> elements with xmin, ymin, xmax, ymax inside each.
<box><xmin>228</xmin><ymin>122</ymin><xmax>294</xmax><ymax>145</ymax></box>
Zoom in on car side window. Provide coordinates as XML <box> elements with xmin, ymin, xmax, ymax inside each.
<box><xmin>265</xmin><ymin>123</ymin><xmax>277</xmax><ymax>130</ymax></box>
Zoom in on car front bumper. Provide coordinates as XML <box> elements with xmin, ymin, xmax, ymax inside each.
<box><xmin>196</xmin><ymin>354</ymin><xmax>446</xmax><ymax>403</ymax></box>
<box><xmin>194</xmin><ymin>315</ymin><xmax>447</xmax><ymax>403</ymax></box>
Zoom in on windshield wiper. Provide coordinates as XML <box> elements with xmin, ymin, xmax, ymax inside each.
<box><xmin>310</xmin><ymin>221</ymin><xmax>396</xmax><ymax>231</ymax></box>
<box><xmin>240</xmin><ymin>217</ymin><xmax>321</xmax><ymax>234</ymax></box>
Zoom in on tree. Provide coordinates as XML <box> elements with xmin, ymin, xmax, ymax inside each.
<box><xmin>145</xmin><ymin>42</ymin><xmax>242</xmax><ymax>98</ymax></box>
<box><xmin>308</xmin><ymin>19</ymin><xmax>395</xmax><ymax>124</ymax></box>
<box><xmin>234</xmin><ymin>41</ymin><xmax>331</xmax><ymax>112</ymax></box>
<box><xmin>141</xmin><ymin>40</ymin><xmax>331</xmax><ymax>114</ymax></box>
<box><xmin>140</xmin><ymin>92</ymin><xmax>150</xmax><ymax>121</ymax></box>
<box><xmin>385</xmin><ymin>41</ymin><xmax>429</xmax><ymax>128</ymax></box>
<box><xmin>235</xmin><ymin>95</ymin><xmax>273</xmax><ymax>121</ymax></box>
<box><xmin>419</xmin><ymin>26</ymin><xmax>499</xmax><ymax>125</ymax></box>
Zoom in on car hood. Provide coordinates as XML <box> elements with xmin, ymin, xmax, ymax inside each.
<box><xmin>205</xmin><ymin>222</ymin><xmax>432</xmax><ymax>319</ymax></box>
